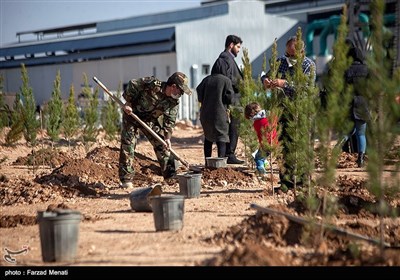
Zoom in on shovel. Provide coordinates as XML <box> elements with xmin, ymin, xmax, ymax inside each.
<box><xmin>93</xmin><ymin>77</ymin><xmax>200</xmax><ymax>172</ymax></box>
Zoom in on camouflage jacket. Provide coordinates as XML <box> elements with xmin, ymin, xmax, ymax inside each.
<box><xmin>123</xmin><ymin>76</ymin><xmax>179</xmax><ymax>139</ymax></box>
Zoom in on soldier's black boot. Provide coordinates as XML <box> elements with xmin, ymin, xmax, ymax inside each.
<box><xmin>357</xmin><ymin>152</ymin><xmax>365</xmax><ymax>167</ymax></box>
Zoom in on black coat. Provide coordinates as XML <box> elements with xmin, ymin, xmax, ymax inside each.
<box><xmin>211</xmin><ymin>51</ymin><xmax>243</xmax><ymax>104</ymax></box>
<box><xmin>196</xmin><ymin>74</ymin><xmax>234</xmax><ymax>143</ymax></box>
<box><xmin>345</xmin><ymin>59</ymin><xmax>370</xmax><ymax>122</ymax></box>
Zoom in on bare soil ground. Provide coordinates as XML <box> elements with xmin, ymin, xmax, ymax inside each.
<box><xmin>0</xmin><ymin>123</ymin><xmax>399</xmax><ymax>267</ymax></box>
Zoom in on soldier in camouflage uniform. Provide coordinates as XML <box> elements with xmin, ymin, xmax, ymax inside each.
<box><xmin>119</xmin><ymin>72</ymin><xmax>192</xmax><ymax>188</ymax></box>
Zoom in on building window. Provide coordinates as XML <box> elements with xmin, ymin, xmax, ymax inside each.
<box><xmin>202</xmin><ymin>64</ymin><xmax>210</xmax><ymax>75</ymax></box>
<box><xmin>166</xmin><ymin>66</ymin><xmax>171</xmax><ymax>76</ymax></box>
<box><xmin>153</xmin><ymin>67</ymin><xmax>157</xmax><ymax>77</ymax></box>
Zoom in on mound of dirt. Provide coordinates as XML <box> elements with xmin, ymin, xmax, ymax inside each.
<box><xmin>315</xmin><ymin>152</ymin><xmax>360</xmax><ymax>169</ymax></box>
<box><xmin>203</xmin><ymin>203</ymin><xmax>400</xmax><ymax>266</ymax></box>
<box><xmin>201</xmin><ymin>167</ymin><xmax>254</xmax><ymax>183</ymax></box>
<box><xmin>1</xmin><ymin>146</ymin><xmax>173</xmax><ymax>206</ymax></box>
<box><xmin>0</xmin><ymin>178</ymin><xmax>80</xmax><ymax>206</ymax></box>
<box><xmin>35</xmin><ymin>146</ymin><xmax>161</xmax><ymax>197</ymax></box>
<box><xmin>0</xmin><ymin>215</ymin><xmax>37</xmax><ymax>228</ymax></box>
<box><xmin>13</xmin><ymin>148</ymin><xmax>70</xmax><ymax>168</ymax></box>
<box><xmin>337</xmin><ymin>152</ymin><xmax>359</xmax><ymax>168</ymax></box>
<box><xmin>202</xmin><ymin>241</ymin><xmax>291</xmax><ymax>266</ymax></box>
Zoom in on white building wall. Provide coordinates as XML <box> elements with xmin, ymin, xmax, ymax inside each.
<box><xmin>2</xmin><ymin>53</ymin><xmax>176</xmax><ymax>106</ymax></box>
<box><xmin>175</xmin><ymin>1</ymin><xmax>299</xmax><ymax>82</ymax></box>
<box><xmin>1</xmin><ymin>64</ymin><xmax>74</xmax><ymax>106</ymax></box>
<box><xmin>73</xmin><ymin>52</ymin><xmax>176</xmax><ymax>97</ymax></box>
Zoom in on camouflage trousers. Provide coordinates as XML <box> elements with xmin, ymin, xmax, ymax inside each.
<box><xmin>118</xmin><ymin>116</ymin><xmax>176</xmax><ymax>183</ymax></box>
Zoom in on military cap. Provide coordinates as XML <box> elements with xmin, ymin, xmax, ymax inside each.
<box><xmin>167</xmin><ymin>72</ymin><xmax>192</xmax><ymax>95</ymax></box>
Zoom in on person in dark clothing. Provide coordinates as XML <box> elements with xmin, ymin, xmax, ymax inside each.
<box><xmin>196</xmin><ymin>74</ymin><xmax>234</xmax><ymax>164</ymax></box>
<box><xmin>211</xmin><ymin>35</ymin><xmax>244</xmax><ymax>164</ymax></box>
<box><xmin>338</xmin><ymin>39</ymin><xmax>370</xmax><ymax>167</ymax></box>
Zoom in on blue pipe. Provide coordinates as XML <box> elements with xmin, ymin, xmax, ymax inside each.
<box><xmin>359</xmin><ymin>13</ymin><xmax>370</xmax><ymax>37</ymax></box>
<box><xmin>319</xmin><ymin>15</ymin><xmax>341</xmax><ymax>56</ymax></box>
<box><xmin>307</xmin><ymin>13</ymin><xmax>394</xmax><ymax>57</ymax></box>
<box><xmin>317</xmin><ymin>13</ymin><xmax>370</xmax><ymax>56</ymax></box>
<box><xmin>306</xmin><ymin>19</ymin><xmax>328</xmax><ymax>56</ymax></box>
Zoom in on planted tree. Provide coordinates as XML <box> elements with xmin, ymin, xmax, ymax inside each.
<box><xmin>82</xmin><ymin>73</ymin><xmax>99</xmax><ymax>142</ymax></box>
<box><xmin>101</xmin><ymin>82</ymin><xmax>121</xmax><ymax>141</ymax></box>
<box><xmin>273</xmin><ymin>28</ymin><xmax>320</xmax><ymax>246</ymax></box>
<box><xmin>281</xmin><ymin>28</ymin><xmax>319</xmax><ymax>190</ymax></box>
<box><xmin>5</xmin><ymin>91</ymin><xmax>23</xmax><ymax>145</ymax></box>
<box><xmin>20</xmin><ymin>64</ymin><xmax>39</xmax><ymax>145</ymax></box>
<box><xmin>5</xmin><ymin>64</ymin><xmax>39</xmax><ymax>146</ymax></box>
<box><xmin>310</xmin><ymin>5</ymin><xmax>353</xmax><ymax>249</ymax></box>
<box><xmin>317</xmin><ymin>6</ymin><xmax>353</xmax><ymax>189</ymax></box>
<box><xmin>63</xmin><ymin>84</ymin><xmax>80</xmax><ymax>145</ymax></box>
<box><xmin>237</xmin><ymin>46</ymin><xmax>282</xmax><ymax>194</ymax></box>
<box><xmin>266</xmin><ymin>39</ymin><xmax>284</xmax><ymax>113</ymax></box>
<box><xmin>237</xmin><ymin>48</ymin><xmax>262</xmax><ymax>169</ymax></box>
<box><xmin>263</xmin><ymin>39</ymin><xmax>284</xmax><ymax>194</ymax></box>
<box><xmin>0</xmin><ymin>74</ymin><xmax>11</xmax><ymax>129</ymax></box>
<box><xmin>364</xmin><ymin>0</ymin><xmax>400</xmax><ymax>254</ymax></box>
<box><xmin>46</xmin><ymin>70</ymin><xmax>63</xmax><ymax>143</ymax></box>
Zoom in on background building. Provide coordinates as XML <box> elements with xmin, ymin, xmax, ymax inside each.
<box><xmin>1</xmin><ymin>0</ymin><xmax>398</xmax><ymax>122</ymax></box>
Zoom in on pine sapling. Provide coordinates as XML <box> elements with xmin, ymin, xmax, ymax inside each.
<box><xmin>63</xmin><ymin>84</ymin><xmax>80</xmax><ymax>146</ymax></box>
<box><xmin>0</xmin><ymin>74</ymin><xmax>10</xmax><ymax>129</ymax></box>
<box><xmin>19</xmin><ymin>64</ymin><xmax>39</xmax><ymax>146</ymax></box>
<box><xmin>82</xmin><ymin>73</ymin><xmax>99</xmax><ymax>143</ymax></box>
<box><xmin>5</xmin><ymin>91</ymin><xmax>23</xmax><ymax>145</ymax></box>
<box><xmin>46</xmin><ymin>70</ymin><xmax>63</xmax><ymax>144</ymax></box>
<box><xmin>364</xmin><ymin>0</ymin><xmax>400</xmax><ymax>255</ymax></box>
<box><xmin>101</xmin><ymin>82</ymin><xmax>121</xmax><ymax>141</ymax></box>
<box><xmin>317</xmin><ymin>6</ymin><xmax>353</xmax><ymax>189</ymax></box>
<box><xmin>281</xmin><ymin>28</ymin><xmax>318</xmax><ymax>191</ymax></box>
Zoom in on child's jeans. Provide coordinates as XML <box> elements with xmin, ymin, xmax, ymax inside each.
<box><xmin>254</xmin><ymin>149</ymin><xmax>269</xmax><ymax>174</ymax></box>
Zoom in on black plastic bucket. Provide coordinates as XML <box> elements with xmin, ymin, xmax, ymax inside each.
<box><xmin>178</xmin><ymin>173</ymin><xmax>202</xmax><ymax>198</ymax></box>
<box><xmin>150</xmin><ymin>195</ymin><xmax>185</xmax><ymax>231</ymax></box>
<box><xmin>129</xmin><ymin>184</ymin><xmax>162</xmax><ymax>212</ymax></box>
<box><xmin>206</xmin><ymin>157</ymin><xmax>227</xmax><ymax>168</ymax></box>
<box><xmin>37</xmin><ymin>209</ymin><xmax>81</xmax><ymax>262</ymax></box>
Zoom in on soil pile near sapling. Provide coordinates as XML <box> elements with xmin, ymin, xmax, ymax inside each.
<box><xmin>36</xmin><ymin>146</ymin><xmax>160</xmax><ymax>195</ymax></box>
<box><xmin>202</xmin><ymin>202</ymin><xmax>400</xmax><ymax>266</ymax></box>
<box><xmin>0</xmin><ymin>215</ymin><xmax>37</xmax><ymax>228</ymax></box>
<box><xmin>201</xmin><ymin>167</ymin><xmax>253</xmax><ymax>181</ymax></box>
<box><xmin>13</xmin><ymin>148</ymin><xmax>71</xmax><ymax>168</ymax></box>
<box><xmin>0</xmin><ymin>202</ymin><xmax>105</xmax><ymax>229</ymax></box>
<box><xmin>315</xmin><ymin>152</ymin><xmax>359</xmax><ymax>169</ymax></box>
<box><xmin>201</xmin><ymin>167</ymin><xmax>254</xmax><ymax>185</ymax></box>
<box><xmin>335</xmin><ymin>175</ymin><xmax>400</xmax><ymax>216</ymax></box>
<box><xmin>336</xmin><ymin>152</ymin><xmax>360</xmax><ymax>168</ymax></box>
<box><xmin>0</xmin><ymin>203</ymin><xmax>72</xmax><ymax>228</ymax></box>
<box><xmin>1</xmin><ymin>146</ymin><xmax>162</xmax><ymax>205</ymax></box>
<box><xmin>0</xmin><ymin>177</ymin><xmax>80</xmax><ymax>206</ymax></box>
<box><xmin>202</xmin><ymin>159</ymin><xmax>400</xmax><ymax>266</ymax></box>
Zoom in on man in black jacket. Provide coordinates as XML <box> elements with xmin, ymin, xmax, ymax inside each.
<box><xmin>211</xmin><ymin>35</ymin><xmax>244</xmax><ymax>164</ymax></box>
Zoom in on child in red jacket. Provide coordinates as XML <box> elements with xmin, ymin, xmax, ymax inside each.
<box><xmin>244</xmin><ymin>102</ymin><xmax>278</xmax><ymax>174</ymax></box>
